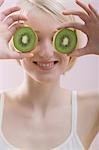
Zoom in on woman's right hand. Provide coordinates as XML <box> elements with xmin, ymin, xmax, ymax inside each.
<box><xmin>0</xmin><ymin>0</ymin><xmax>33</xmax><ymax>59</ymax></box>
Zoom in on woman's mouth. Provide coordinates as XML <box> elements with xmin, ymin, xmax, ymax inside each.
<box><xmin>32</xmin><ymin>61</ymin><xmax>59</xmax><ymax>70</ymax></box>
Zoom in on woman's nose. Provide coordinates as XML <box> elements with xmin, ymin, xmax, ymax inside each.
<box><xmin>37</xmin><ymin>39</ymin><xmax>54</xmax><ymax>59</ymax></box>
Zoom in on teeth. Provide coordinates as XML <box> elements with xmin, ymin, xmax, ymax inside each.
<box><xmin>33</xmin><ymin>61</ymin><xmax>58</xmax><ymax>70</ymax></box>
<box><xmin>37</xmin><ymin>62</ymin><xmax>54</xmax><ymax>67</ymax></box>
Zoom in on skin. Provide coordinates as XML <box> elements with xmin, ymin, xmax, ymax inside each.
<box><xmin>61</xmin><ymin>0</ymin><xmax>99</xmax><ymax>57</ymax></box>
<box><xmin>0</xmin><ymin>0</ymin><xmax>99</xmax><ymax>150</ymax></box>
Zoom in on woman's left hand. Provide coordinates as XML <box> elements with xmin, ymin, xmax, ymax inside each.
<box><xmin>59</xmin><ymin>0</ymin><xmax>99</xmax><ymax>57</ymax></box>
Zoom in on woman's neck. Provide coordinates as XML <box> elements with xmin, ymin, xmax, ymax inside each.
<box><xmin>16</xmin><ymin>75</ymin><xmax>62</xmax><ymax>111</ymax></box>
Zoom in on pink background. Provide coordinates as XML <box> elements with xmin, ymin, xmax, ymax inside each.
<box><xmin>0</xmin><ymin>0</ymin><xmax>99</xmax><ymax>149</ymax></box>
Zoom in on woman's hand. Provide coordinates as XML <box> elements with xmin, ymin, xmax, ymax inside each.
<box><xmin>0</xmin><ymin>0</ymin><xmax>33</xmax><ymax>59</ymax></box>
<box><xmin>59</xmin><ymin>0</ymin><xmax>99</xmax><ymax>57</ymax></box>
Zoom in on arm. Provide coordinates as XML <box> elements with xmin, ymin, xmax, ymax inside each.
<box><xmin>78</xmin><ymin>89</ymin><xmax>99</xmax><ymax>149</ymax></box>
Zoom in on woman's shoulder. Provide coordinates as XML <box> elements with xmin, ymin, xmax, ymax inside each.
<box><xmin>0</xmin><ymin>90</ymin><xmax>5</xmax><ymax>101</ymax></box>
<box><xmin>0</xmin><ymin>90</ymin><xmax>10</xmax><ymax>98</ymax></box>
<box><xmin>77</xmin><ymin>89</ymin><xmax>99</xmax><ymax>110</ymax></box>
<box><xmin>77</xmin><ymin>89</ymin><xmax>99</xmax><ymax>134</ymax></box>
<box><xmin>0</xmin><ymin>88</ymin><xmax>17</xmax><ymax>102</ymax></box>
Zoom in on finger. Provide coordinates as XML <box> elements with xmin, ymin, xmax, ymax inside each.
<box><xmin>0</xmin><ymin>0</ymin><xmax>4</xmax><ymax>6</ymax></box>
<box><xmin>76</xmin><ymin>1</ymin><xmax>97</xmax><ymax>21</ymax></box>
<box><xmin>57</xmin><ymin>22</ymin><xmax>87</xmax><ymax>34</ymax></box>
<box><xmin>88</xmin><ymin>4</ymin><xmax>99</xmax><ymax>19</ymax></box>
<box><xmin>0</xmin><ymin>6</ymin><xmax>20</xmax><ymax>21</ymax></box>
<box><xmin>8</xmin><ymin>39</ymin><xmax>34</xmax><ymax>59</ymax></box>
<box><xmin>75</xmin><ymin>0</ymin><xmax>92</xmax><ymax>16</ymax></box>
<box><xmin>7</xmin><ymin>22</ymin><xmax>24</xmax><ymax>42</ymax></box>
<box><xmin>4</xmin><ymin>15</ymin><xmax>27</xmax><ymax>27</ymax></box>
<box><xmin>8</xmin><ymin>50</ymin><xmax>34</xmax><ymax>59</ymax></box>
<box><xmin>68</xmin><ymin>47</ymin><xmax>91</xmax><ymax>57</ymax></box>
<box><xmin>9</xmin><ymin>22</ymin><xmax>24</xmax><ymax>34</ymax></box>
<box><xmin>63</xmin><ymin>11</ymin><xmax>89</xmax><ymax>23</ymax></box>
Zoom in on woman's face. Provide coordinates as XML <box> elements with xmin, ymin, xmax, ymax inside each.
<box><xmin>20</xmin><ymin>6</ymin><xmax>70</xmax><ymax>83</ymax></box>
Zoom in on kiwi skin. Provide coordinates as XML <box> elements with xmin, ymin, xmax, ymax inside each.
<box><xmin>53</xmin><ymin>28</ymin><xmax>77</xmax><ymax>54</ymax></box>
<box><xmin>13</xmin><ymin>26</ymin><xmax>38</xmax><ymax>53</ymax></box>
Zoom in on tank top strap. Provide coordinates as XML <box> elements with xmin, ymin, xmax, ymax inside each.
<box><xmin>0</xmin><ymin>93</ymin><xmax>4</xmax><ymax>129</ymax></box>
<box><xmin>71</xmin><ymin>90</ymin><xmax>78</xmax><ymax>134</ymax></box>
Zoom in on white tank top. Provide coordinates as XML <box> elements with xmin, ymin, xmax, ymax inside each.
<box><xmin>0</xmin><ymin>91</ymin><xmax>85</xmax><ymax>150</ymax></box>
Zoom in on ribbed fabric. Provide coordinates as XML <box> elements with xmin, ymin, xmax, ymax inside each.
<box><xmin>0</xmin><ymin>91</ymin><xmax>85</xmax><ymax>150</ymax></box>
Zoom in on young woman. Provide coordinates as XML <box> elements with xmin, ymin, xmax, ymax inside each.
<box><xmin>0</xmin><ymin>0</ymin><xmax>99</xmax><ymax>150</ymax></box>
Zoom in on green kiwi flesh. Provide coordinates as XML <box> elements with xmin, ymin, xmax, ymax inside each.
<box><xmin>53</xmin><ymin>28</ymin><xmax>77</xmax><ymax>54</ymax></box>
<box><xmin>13</xmin><ymin>26</ymin><xmax>38</xmax><ymax>52</ymax></box>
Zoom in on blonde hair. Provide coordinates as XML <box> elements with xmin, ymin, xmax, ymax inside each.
<box><xmin>18</xmin><ymin>0</ymin><xmax>74</xmax><ymax>23</ymax></box>
<box><xmin>15</xmin><ymin>0</ymin><xmax>80</xmax><ymax>71</ymax></box>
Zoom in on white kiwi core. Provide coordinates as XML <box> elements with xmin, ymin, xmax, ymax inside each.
<box><xmin>62</xmin><ymin>37</ymin><xmax>69</xmax><ymax>46</ymax></box>
<box><xmin>22</xmin><ymin>35</ymin><xmax>28</xmax><ymax>44</ymax></box>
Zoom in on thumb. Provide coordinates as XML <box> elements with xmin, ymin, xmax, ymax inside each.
<box><xmin>68</xmin><ymin>47</ymin><xmax>90</xmax><ymax>57</ymax></box>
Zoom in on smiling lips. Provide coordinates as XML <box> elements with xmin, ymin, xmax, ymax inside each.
<box><xmin>33</xmin><ymin>61</ymin><xmax>59</xmax><ymax>70</ymax></box>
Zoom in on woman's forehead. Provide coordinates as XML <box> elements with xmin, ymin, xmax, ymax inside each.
<box><xmin>26</xmin><ymin>7</ymin><xmax>61</xmax><ymax>33</ymax></box>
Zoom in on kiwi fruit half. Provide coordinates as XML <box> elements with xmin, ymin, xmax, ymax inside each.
<box><xmin>53</xmin><ymin>28</ymin><xmax>77</xmax><ymax>54</ymax></box>
<box><xmin>13</xmin><ymin>26</ymin><xmax>38</xmax><ymax>52</ymax></box>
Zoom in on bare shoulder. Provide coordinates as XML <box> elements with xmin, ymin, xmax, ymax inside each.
<box><xmin>0</xmin><ymin>91</ymin><xmax>3</xmax><ymax>101</ymax></box>
<box><xmin>0</xmin><ymin>89</ymin><xmax>16</xmax><ymax>103</ymax></box>
<box><xmin>77</xmin><ymin>89</ymin><xmax>99</xmax><ymax>148</ymax></box>
<box><xmin>62</xmin><ymin>89</ymin><xmax>99</xmax><ymax>148</ymax></box>
<box><xmin>77</xmin><ymin>89</ymin><xmax>99</xmax><ymax>113</ymax></box>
